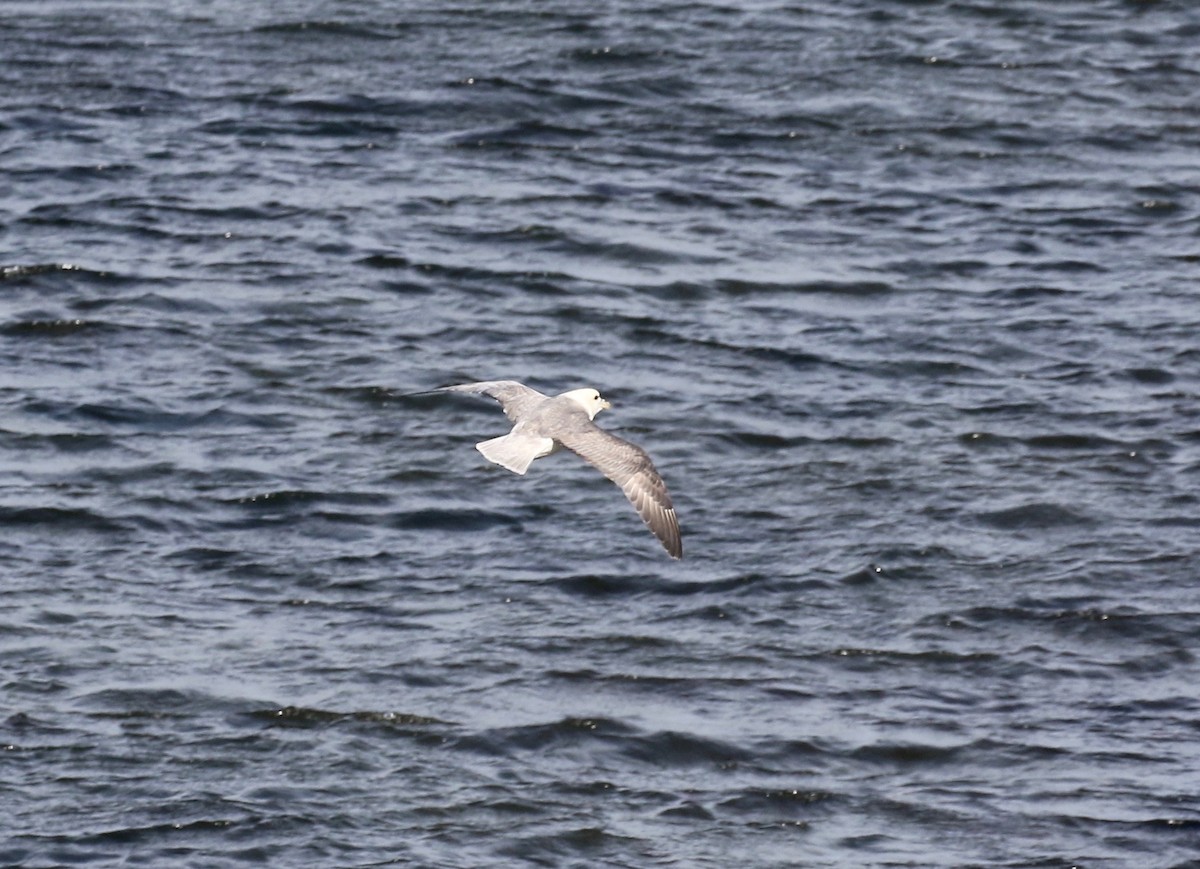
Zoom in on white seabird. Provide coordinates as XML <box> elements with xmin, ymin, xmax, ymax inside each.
<box><xmin>426</xmin><ymin>380</ymin><xmax>682</xmax><ymax>559</ymax></box>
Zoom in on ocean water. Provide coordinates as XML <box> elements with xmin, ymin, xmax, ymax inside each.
<box><xmin>4</xmin><ymin>1</ymin><xmax>1200</xmax><ymax>866</ymax></box>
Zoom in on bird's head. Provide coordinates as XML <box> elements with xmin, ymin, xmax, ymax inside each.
<box><xmin>560</xmin><ymin>387</ymin><xmax>611</xmax><ymax>420</ymax></box>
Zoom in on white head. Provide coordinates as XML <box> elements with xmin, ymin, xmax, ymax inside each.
<box><xmin>560</xmin><ymin>387</ymin><xmax>611</xmax><ymax>420</ymax></box>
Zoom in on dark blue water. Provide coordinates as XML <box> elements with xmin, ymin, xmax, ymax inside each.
<box><xmin>4</xmin><ymin>1</ymin><xmax>1200</xmax><ymax>866</ymax></box>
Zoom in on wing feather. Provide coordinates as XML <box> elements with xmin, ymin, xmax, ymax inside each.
<box><xmin>556</xmin><ymin>425</ymin><xmax>683</xmax><ymax>559</ymax></box>
<box><xmin>437</xmin><ymin>380</ymin><xmax>548</xmax><ymax>423</ymax></box>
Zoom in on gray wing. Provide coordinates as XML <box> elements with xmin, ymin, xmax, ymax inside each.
<box><xmin>556</xmin><ymin>424</ymin><xmax>683</xmax><ymax>560</ymax></box>
<box><xmin>437</xmin><ymin>380</ymin><xmax>548</xmax><ymax>423</ymax></box>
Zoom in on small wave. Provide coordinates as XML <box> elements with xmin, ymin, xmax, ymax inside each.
<box><xmin>248</xmin><ymin>705</ymin><xmax>446</xmax><ymax>728</ymax></box>
<box><xmin>1</xmin><ymin>318</ymin><xmax>117</xmax><ymax>338</ymax></box>
<box><xmin>454</xmin><ymin>716</ymin><xmax>635</xmax><ymax>758</ymax></box>
<box><xmin>0</xmin><ymin>262</ymin><xmax>114</xmax><ymax>285</ymax></box>
<box><xmin>456</xmin><ymin>717</ymin><xmax>751</xmax><ymax>772</ymax></box>
<box><xmin>545</xmin><ymin>573</ymin><xmax>661</xmax><ymax>598</ymax></box>
<box><xmin>545</xmin><ymin>571</ymin><xmax>792</xmax><ymax>600</ymax></box>
<box><xmin>1022</xmin><ymin>433</ymin><xmax>1121</xmax><ymax>450</ymax></box>
<box><xmin>839</xmin><ymin>563</ymin><xmax>887</xmax><ymax>585</ymax></box>
<box><xmin>449</xmin><ymin>119</ymin><xmax>592</xmax><ymax>150</ymax></box>
<box><xmin>494</xmin><ymin>827</ymin><xmax>647</xmax><ymax>865</ymax></box>
<box><xmin>59</xmin><ymin>402</ymin><xmax>290</xmax><ymax>432</ymax></box>
<box><xmin>76</xmin><ymin>687</ymin><xmax>203</xmax><ymax>714</ymax></box>
<box><xmin>0</xmin><ymin>505</ymin><xmax>124</xmax><ymax>533</ymax></box>
<box><xmin>165</xmin><ymin>546</ymin><xmax>243</xmax><ymax>569</ymax></box>
<box><xmin>962</xmin><ymin>603</ymin><xmax>1195</xmax><ymax>651</ymax></box>
<box><xmin>627</xmin><ymin>326</ymin><xmax>826</xmax><ymax>372</ymax></box>
<box><xmin>974</xmin><ymin>502</ymin><xmax>1096</xmax><ymax>530</ymax></box>
<box><xmin>232</xmin><ymin>489</ymin><xmax>389</xmax><ymax>509</ymax></box>
<box><xmin>850</xmin><ymin>740</ymin><xmax>972</xmax><ymax>767</ymax></box>
<box><xmin>0</xmin><ymin>431</ymin><xmax>113</xmax><ymax>453</ymax></box>
<box><xmin>1</xmin><ymin>262</ymin><xmax>82</xmax><ymax>279</ymax></box>
<box><xmin>715</xmin><ymin>431</ymin><xmax>810</xmax><ymax>450</ymax></box>
<box><xmin>355</xmin><ymin>253</ymin><xmax>411</xmax><ymax>270</ymax></box>
<box><xmin>249</xmin><ymin>19</ymin><xmax>404</xmax><ymax>40</ymax></box>
<box><xmin>716</xmin><ymin>787</ymin><xmax>838</xmax><ymax>817</ymax></box>
<box><xmin>715</xmin><ymin>278</ymin><xmax>894</xmax><ymax>297</ymax></box>
<box><xmin>391</xmin><ymin>508</ymin><xmax>524</xmax><ymax>532</ymax></box>
<box><xmin>618</xmin><ymin>728</ymin><xmax>750</xmax><ymax>768</ymax></box>
<box><xmin>1124</xmin><ymin>366</ymin><xmax>1175</xmax><ymax>385</ymax></box>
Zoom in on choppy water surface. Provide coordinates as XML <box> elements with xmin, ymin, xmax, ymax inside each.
<box><xmin>4</xmin><ymin>1</ymin><xmax>1200</xmax><ymax>866</ymax></box>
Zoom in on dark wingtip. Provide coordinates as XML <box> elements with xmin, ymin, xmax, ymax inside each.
<box><xmin>661</xmin><ymin>526</ymin><xmax>683</xmax><ymax>560</ymax></box>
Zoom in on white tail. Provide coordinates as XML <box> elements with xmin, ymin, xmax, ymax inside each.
<box><xmin>475</xmin><ymin>432</ymin><xmax>555</xmax><ymax>475</ymax></box>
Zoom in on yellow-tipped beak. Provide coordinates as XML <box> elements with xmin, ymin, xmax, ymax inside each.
<box><xmin>601</xmin><ymin>399</ymin><xmax>612</xmax><ymax>410</ymax></box>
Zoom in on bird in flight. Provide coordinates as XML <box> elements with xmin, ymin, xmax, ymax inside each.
<box><xmin>421</xmin><ymin>380</ymin><xmax>682</xmax><ymax>559</ymax></box>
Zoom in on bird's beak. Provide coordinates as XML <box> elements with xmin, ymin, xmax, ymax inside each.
<box><xmin>601</xmin><ymin>399</ymin><xmax>612</xmax><ymax>410</ymax></box>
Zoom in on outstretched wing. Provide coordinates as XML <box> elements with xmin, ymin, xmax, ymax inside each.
<box><xmin>556</xmin><ymin>424</ymin><xmax>683</xmax><ymax>560</ymax></box>
<box><xmin>437</xmin><ymin>380</ymin><xmax>548</xmax><ymax>423</ymax></box>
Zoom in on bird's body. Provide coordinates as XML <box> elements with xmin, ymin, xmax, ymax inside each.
<box><xmin>428</xmin><ymin>380</ymin><xmax>682</xmax><ymax>559</ymax></box>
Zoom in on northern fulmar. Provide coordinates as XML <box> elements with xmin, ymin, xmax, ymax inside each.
<box><xmin>424</xmin><ymin>380</ymin><xmax>682</xmax><ymax>559</ymax></box>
